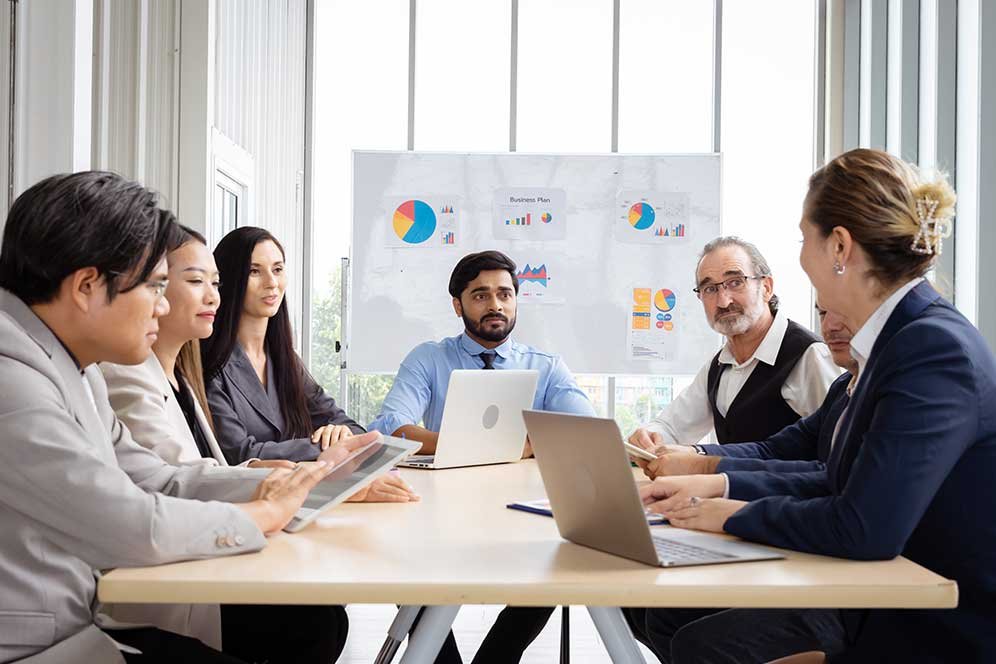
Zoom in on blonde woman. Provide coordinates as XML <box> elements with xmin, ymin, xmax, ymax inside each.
<box><xmin>638</xmin><ymin>149</ymin><xmax>996</xmax><ymax>663</ymax></box>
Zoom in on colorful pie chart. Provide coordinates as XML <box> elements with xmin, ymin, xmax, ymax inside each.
<box><xmin>541</xmin><ymin>212</ymin><xmax>552</xmax><ymax>223</ymax></box>
<box><xmin>628</xmin><ymin>202</ymin><xmax>655</xmax><ymax>230</ymax></box>
<box><xmin>654</xmin><ymin>288</ymin><xmax>676</xmax><ymax>312</ymax></box>
<box><xmin>392</xmin><ymin>200</ymin><xmax>436</xmax><ymax>244</ymax></box>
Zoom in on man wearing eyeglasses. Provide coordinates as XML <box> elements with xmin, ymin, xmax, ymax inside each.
<box><xmin>628</xmin><ymin>236</ymin><xmax>840</xmax><ymax>458</ymax></box>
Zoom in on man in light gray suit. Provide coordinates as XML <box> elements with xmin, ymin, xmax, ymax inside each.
<box><xmin>0</xmin><ymin>172</ymin><xmax>372</xmax><ymax>663</ymax></box>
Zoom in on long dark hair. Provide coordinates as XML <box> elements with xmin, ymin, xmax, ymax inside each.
<box><xmin>202</xmin><ymin>227</ymin><xmax>312</xmax><ymax>438</ymax></box>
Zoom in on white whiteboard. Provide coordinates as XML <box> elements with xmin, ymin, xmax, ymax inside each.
<box><xmin>348</xmin><ymin>151</ymin><xmax>722</xmax><ymax>375</ymax></box>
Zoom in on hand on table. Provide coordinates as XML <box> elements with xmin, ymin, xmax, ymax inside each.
<box><xmin>240</xmin><ymin>461</ymin><xmax>333</xmax><ymax>535</ymax></box>
<box><xmin>316</xmin><ymin>431</ymin><xmax>381</xmax><ymax>466</ymax></box>
<box><xmin>347</xmin><ymin>471</ymin><xmax>420</xmax><ymax>503</ymax></box>
<box><xmin>312</xmin><ymin>424</ymin><xmax>355</xmax><ymax>450</ymax></box>
<box><xmin>638</xmin><ymin>474</ymin><xmax>726</xmax><ymax>514</ymax></box>
<box><xmin>643</xmin><ymin>452</ymin><xmax>721</xmax><ymax>479</ymax></box>
<box><xmin>656</xmin><ymin>497</ymin><xmax>747</xmax><ymax>534</ymax></box>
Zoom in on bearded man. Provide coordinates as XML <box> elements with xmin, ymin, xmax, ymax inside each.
<box><xmin>629</xmin><ymin>236</ymin><xmax>840</xmax><ymax>455</ymax></box>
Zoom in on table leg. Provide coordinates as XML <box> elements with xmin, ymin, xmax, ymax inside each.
<box><xmin>374</xmin><ymin>605</ymin><xmax>423</xmax><ymax>664</ymax></box>
<box><xmin>399</xmin><ymin>605</ymin><xmax>461</xmax><ymax>664</ymax></box>
<box><xmin>587</xmin><ymin>607</ymin><xmax>646</xmax><ymax>664</ymax></box>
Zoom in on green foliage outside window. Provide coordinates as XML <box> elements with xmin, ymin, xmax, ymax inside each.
<box><xmin>310</xmin><ymin>270</ymin><xmax>396</xmax><ymax>429</ymax></box>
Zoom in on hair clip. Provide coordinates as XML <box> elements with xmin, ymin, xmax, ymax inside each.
<box><xmin>910</xmin><ymin>197</ymin><xmax>953</xmax><ymax>256</ymax></box>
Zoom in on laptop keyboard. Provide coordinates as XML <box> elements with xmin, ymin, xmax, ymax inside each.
<box><xmin>651</xmin><ymin>534</ymin><xmax>735</xmax><ymax>563</ymax></box>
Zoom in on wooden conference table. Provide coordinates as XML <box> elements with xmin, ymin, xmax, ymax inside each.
<box><xmin>99</xmin><ymin>461</ymin><xmax>958</xmax><ymax>663</ymax></box>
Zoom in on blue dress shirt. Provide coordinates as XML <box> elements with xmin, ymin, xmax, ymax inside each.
<box><xmin>368</xmin><ymin>333</ymin><xmax>595</xmax><ymax>435</ymax></box>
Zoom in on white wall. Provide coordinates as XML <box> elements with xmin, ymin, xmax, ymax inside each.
<box><xmin>0</xmin><ymin>6</ymin><xmax>10</xmax><ymax>215</ymax></box>
<box><xmin>85</xmin><ymin>0</ymin><xmax>309</xmax><ymax>345</ymax></box>
<box><xmin>92</xmin><ymin>0</ymin><xmax>178</xmax><ymax>207</ymax></box>
<box><xmin>214</xmin><ymin>0</ymin><xmax>308</xmax><ymax>343</ymax></box>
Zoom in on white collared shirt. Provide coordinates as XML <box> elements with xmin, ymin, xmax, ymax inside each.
<box><xmin>644</xmin><ymin>312</ymin><xmax>842</xmax><ymax>446</ymax></box>
<box><xmin>849</xmin><ymin>277</ymin><xmax>924</xmax><ymax>389</ymax></box>
<box><xmin>824</xmin><ymin>277</ymin><xmax>925</xmax><ymax>454</ymax></box>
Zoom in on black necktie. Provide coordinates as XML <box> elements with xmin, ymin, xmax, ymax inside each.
<box><xmin>479</xmin><ymin>352</ymin><xmax>496</xmax><ymax>370</ymax></box>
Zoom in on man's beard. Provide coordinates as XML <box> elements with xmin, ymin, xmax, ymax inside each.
<box><xmin>464</xmin><ymin>311</ymin><xmax>516</xmax><ymax>343</ymax></box>
<box><xmin>710</xmin><ymin>302</ymin><xmax>760</xmax><ymax>337</ymax></box>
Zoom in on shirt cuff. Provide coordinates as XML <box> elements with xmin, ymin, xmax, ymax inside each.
<box><xmin>721</xmin><ymin>473</ymin><xmax>730</xmax><ymax>499</ymax></box>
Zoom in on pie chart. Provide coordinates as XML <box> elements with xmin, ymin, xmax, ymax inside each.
<box><xmin>654</xmin><ymin>288</ymin><xmax>676</xmax><ymax>312</ymax></box>
<box><xmin>628</xmin><ymin>202</ymin><xmax>655</xmax><ymax>230</ymax></box>
<box><xmin>393</xmin><ymin>200</ymin><xmax>436</xmax><ymax>244</ymax></box>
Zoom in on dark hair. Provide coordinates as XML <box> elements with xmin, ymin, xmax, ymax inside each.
<box><xmin>171</xmin><ymin>224</ymin><xmax>207</xmax><ymax>251</ymax></box>
<box><xmin>202</xmin><ymin>227</ymin><xmax>312</xmax><ymax>439</ymax></box>
<box><xmin>699</xmin><ymin>236</ymin><xmax>780</xmax><ymax>315</ymax></box>
<box><xmin>169</xmin><ymin>224</ymin><xmax>215</xmax><ymax>435</ymax></box>
<box><xmin>0</xmin><ymin>171</ymin><xmax>179</xmax><ymax>305</ymax></box>
<box><xmin>804</xmin><ymin>148</ymin><xmax>956</xmax><ymax>287</ymax></box>
<box><xmin>447</xmin><ymin>250</ymin><xmax>519</xmax><ymax>299</ymax></box>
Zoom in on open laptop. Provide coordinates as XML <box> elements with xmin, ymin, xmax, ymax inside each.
<box><xmin>400</xmin><ymin>369</ymin><xmax>539</xmax><ymax>469</ymax></box>
<box><xmin>522</xmin><ymin>410</ymin><xmax>784</xmax><ymax>567</ymax></box>
<box><xmin>283</xmin><ymin>434</ymin><xmax>421</xmax><ymax>532</ymax></box>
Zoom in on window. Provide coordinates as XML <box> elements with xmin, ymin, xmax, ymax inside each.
<box><xmin>617</xmin><ymin>0</ymin><xmax>713</xmax><ymax>153</ymax></box>
<box><xmin>414</xmin><ymin>0</ymin><xmax>511</xmax><ymax>151</ymax></box>
<box><xmin>721</xmin><ymin>0</ymin><xmax>817</xmax><ymax>328</ymax></box>
<box><xmin>310</xmin><ymin>0</ymin><xmax>409</xmax><ymax>406</ymax></box>
<box><xmin>212</xmin><ymin>171</ymin><xmax>242</xmax><ymax>243</ymax></box>
<box><xmin>516</xmin><ymin>0</ymin><xmax>613</xmax><ymax>152</ymax></box>
<box><xmin>311</xmin><ymin>3</ymin><xmax>820</xmax><ymax>438</ymax></box>
<box><xmin>210</xmin><ymin>128</ymin><xmax>254</xmax><ymax>246</ymax></box>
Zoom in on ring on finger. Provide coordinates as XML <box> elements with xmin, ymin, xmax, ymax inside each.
<box><xmin>689</xmin><ymin>495</ymin><xmax>701</xmax><ymax>507</ymax></box>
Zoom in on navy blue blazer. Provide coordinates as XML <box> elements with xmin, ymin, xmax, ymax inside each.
<box><xmin>725</xmin><ymin>281</ymin><xmax>996</xmax><ymax>661</ymax></box>
<box><xmin>701</xmin><ymin>372</ymin><xmax>850</xmax><ymax>501</ymax></box>
<box><xmin>206</xmin><ymin>343</ymin><xmax>364</xmax><ymax>464</ymax></box>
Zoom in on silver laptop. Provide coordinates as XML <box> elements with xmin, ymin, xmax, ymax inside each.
<box><xmin>283</xmin><ymin>434</ymin><xmax>420</xmax><ymax>532</ymax></box>
<box><xmin>522</xmin><ymin>410</ymin><xmax>784</xmax><ymax>567</ymax></box>
<box><xmin>400</xmin><ymin>369</ymin><xmax>539</xmax><ymax>469</ymax></box>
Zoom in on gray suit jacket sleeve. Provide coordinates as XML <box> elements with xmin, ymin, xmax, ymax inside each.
<box><xmin>0</xmin><ymin>356</ymin><xmax>266</xmax><ymax>571</ymax></box>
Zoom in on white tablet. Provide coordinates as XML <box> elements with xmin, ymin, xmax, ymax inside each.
<box><xmin>283</xmin><ymin>435</ymin><xmax>421</xmax><ymax>533</ymax></box>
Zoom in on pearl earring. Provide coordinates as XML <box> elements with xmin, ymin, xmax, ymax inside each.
<box><xmin>833</xmin><ymin>261</ymin><xmax>846</xmax><ymax>275</ymax></box>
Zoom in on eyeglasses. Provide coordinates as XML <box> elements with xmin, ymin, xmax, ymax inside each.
<box><xmin>693</xmin><ymin>275</ymin><xmax>764</xmax><ymax>299</ymax></box>
<box><xmin>103</xmin><ymin>270</ymin><xmax>168</xmax><ymax>300</ymax></box>
<box><xmin>146</xmin><ymin>279</ymin><xmax>169</xmax><ymax>300</ymax></box>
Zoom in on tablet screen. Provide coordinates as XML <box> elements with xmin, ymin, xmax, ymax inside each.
<box><xmin>298</xmin><ymin>436</ymin><xmax>418</xmax><ymax>510</ymax></box>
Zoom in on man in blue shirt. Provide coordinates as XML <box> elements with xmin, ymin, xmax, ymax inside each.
<box><xmin>369</xmin><ymin>249</ymin><xmax>594</xmax><ymax>453</ymax></box>
<box><xmin>369</xmin><ymin>250</ymin><xmax>594</xmax><ymax>663</ymax></box>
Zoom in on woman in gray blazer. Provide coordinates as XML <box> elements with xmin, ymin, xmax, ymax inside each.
<box><xmin>203</xmin><ymin>228</ymin><xmax>405</xmax><ymax>467</ymax></box>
